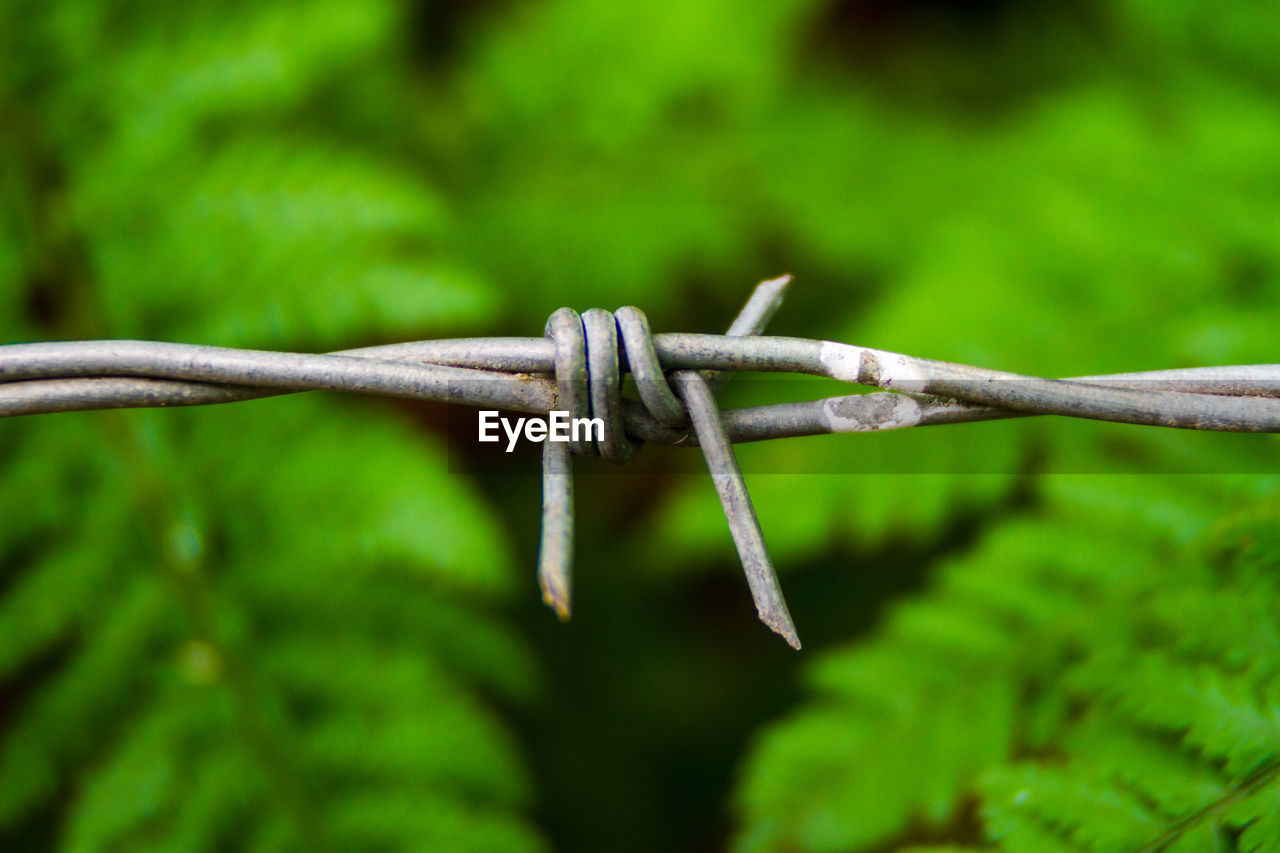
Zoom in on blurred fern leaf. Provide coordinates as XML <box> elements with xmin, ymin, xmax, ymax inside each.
<box><xmin>0</xmin><ymin>0</ymin><xmax>543</xmax><ymax>850</ymax></box>
<box><xmin>735</xmin><ymin>476</ymin><xmax>1280</xmax><ymax>851</ymax></box>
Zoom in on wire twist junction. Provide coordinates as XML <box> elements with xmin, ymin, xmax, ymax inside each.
<box><xmin>537</xmin><ymin>279</ymin><xmax>798</xmax><ymax>647</ymax></box>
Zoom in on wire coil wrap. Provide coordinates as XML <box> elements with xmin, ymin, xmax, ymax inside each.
<box><xmin>544</xmin><ymin>308</ymin><xmax>593</xmax><ymax>456</ymax></box>
<box><xmin>533</xmin><ymin>280</ymin><xmax>801</xmax><ymax>647</ymax></box>
<box><xmin>543</xmin><ymin>306</ymin><xmax>687</xmax><ymax>462</ymax></box>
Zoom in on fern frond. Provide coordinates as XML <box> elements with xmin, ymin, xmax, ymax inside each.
<box><xmin>736</xmin><ymin>477</ymin><xmax>1280</xmax><ymax>852</ymax></box>
<box><xmin>0</xmin><ymin>575</ymin><xmax>171</xmax><ymax>824</ymax></box>
<box><xmin>1</xmin><ymin>1</ymin><xmax>545</xmax><ymax>848</ymax></box>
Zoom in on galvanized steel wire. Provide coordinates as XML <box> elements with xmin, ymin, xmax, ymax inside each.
<box><xmin>5</xmin><ymin>275</ymin><xmax>1280</xmax><ymax>647</ymax></box>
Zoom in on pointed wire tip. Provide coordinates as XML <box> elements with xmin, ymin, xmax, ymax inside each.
<box><xmin>753</xmin><ymin>274</ymin><xmax>793</xmax><ymax>307</ymax></box>
<box><xmin>724</xmin><ymin>274</ymin><xmax>795</xmax><ymax>339</ymax></box>
<box><xmin>760</xmin><ymin>610</ymin><xmax>802</xmax><ymax>650</ymax></box>
<box><xmin>540</xmin><ymin>584</ymin><xmax>572</xmax><ymax>621</ymax></box>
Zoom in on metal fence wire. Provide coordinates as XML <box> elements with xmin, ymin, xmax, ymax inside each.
<box><xmin>5</xmin><ymin>276</ymin><xmax>1280</xmax><ymax>648</ymax></box>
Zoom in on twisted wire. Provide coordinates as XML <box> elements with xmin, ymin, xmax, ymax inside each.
<box><xmin>5</xmin><ymin>275</ymin><xmax>1280</xmax><ymax>647</ymax></box>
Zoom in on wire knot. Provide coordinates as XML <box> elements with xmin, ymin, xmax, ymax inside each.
<box><xmin>544</xmin><ymin>306</ymin><xmax>689</xmax><ymax>463</ymax></box>
<box><xmin>537</xmin><ymin>278</ymin><xmax>803</xmax><ymax>649</ymax></box>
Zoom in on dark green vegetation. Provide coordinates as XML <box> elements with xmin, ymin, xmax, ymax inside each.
<box><xmin>3</xmin><ymin>1</ymin><xmax>1280</xmax><ymax>850</ymax></box>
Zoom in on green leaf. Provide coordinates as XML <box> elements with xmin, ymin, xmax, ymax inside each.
<box><xmin>0</xmin><ymin>1</ymin><xmax>544</xmax><ymax>848</ymax></box>
<box><xmin>736</xmin><ymin>480</ymin><xmax>1280</xmax><ymax>851</ymax></box>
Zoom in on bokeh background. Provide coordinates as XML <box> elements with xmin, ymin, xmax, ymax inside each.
<box><xmin>4</xmin><ymin>1</ymin><xmax>1280</xmax><ymax>851</ymax></box>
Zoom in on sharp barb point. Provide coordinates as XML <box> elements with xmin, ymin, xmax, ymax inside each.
<box><xmin>537</xmin><ymin>440</ymin><xmax>575</xmax><ymax>624</ymax></box>
<box><xmin>676</xmin><ymin>370</ymin><xmax>801</xmax><ymax>650</ymax></box>
<box><xmin>725</xmin><ymin>275</ymin><xmax>794</xmax><ymax>339</ymax></box>
<box><xmin>763</xmin><ymin>614</ymin><xmax>802</xmax><ymax>650</ymax></box>
<box><xmin>541</xmin><ymin>585</ymin><xmax>571</xmax><ymax>621</ymax></box>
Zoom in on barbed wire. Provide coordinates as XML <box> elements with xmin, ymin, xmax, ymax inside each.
<box><xmin>4</xmin><ymin>275</ymin><xmax>1280</xmax><ymax>648</ymax></box>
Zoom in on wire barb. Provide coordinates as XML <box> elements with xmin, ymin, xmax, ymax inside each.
<box><xmin>537</xmin><ymin>439</ymin><xmax>574</xmax><ymax>620</ymax></box>
<box><xmin>673</xmin><ymin>371</ymin><xmax>800</xmax><ymax>649</ymax></box>
<box><xmin>6</xmin><ymin>274</ymin><xmax>1280</xmax><ymax>646</ymax></box>
<box><xmin>534</xmin><ymin>276</ymin><xmax>799</xmax><ymax>643</ymax></box>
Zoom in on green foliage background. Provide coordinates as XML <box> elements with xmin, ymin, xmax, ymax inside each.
<box><xmin>2</xmin><ymin>0</ymin><xmax>1280</xmax><ymax>850</ymax></box>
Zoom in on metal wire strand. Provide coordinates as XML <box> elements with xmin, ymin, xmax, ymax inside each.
<box><xmin>537</xmin><ymin>438</ymin><xmax>574</xmax><ymax>621</ymax></box>
<box><xmin>672</xmin><ymin>370</ymin><xmax>799</xmax><ymax>649</ymax></box>
<box><xmin>8</xmin><ymin>336</ymin><xmax>1280</xmax><ymax>432</ymax></box>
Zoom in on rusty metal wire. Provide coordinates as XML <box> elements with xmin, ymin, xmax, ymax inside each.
<box><xmin>5</xmin><ymin>275</ymin><xmax>1280</xmax><ymax>647</ymax></box>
